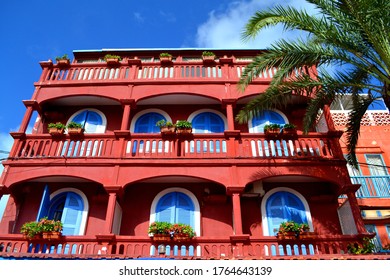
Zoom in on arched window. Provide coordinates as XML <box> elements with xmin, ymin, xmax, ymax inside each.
<box><xmin>156</xmin><ymin>192</ymin><xmax>194</xmax><ymax>227</ymax></box>
<box><xmin>68</xmin><ymin>109</ymin><xmax>106</xmax><ymax>133</ymax></box>
<box><xmin>191</xmin><ymin>112</ymin><xmax>225</xmax><ymax>133</ymax></box>
<box><xmin>48</xmin><ymin>192</ymin><xmax>84</xmax><ymax>235</ymax></box>
<box><xmin>134</xmin><ymin>112</ymin><xmax>166</xmax><ymax>133</ymax></box>
<box><xmin>250</xmin><ymin>110</ymin><xmax>287</xmax><ymax>133</ymax></box>
<box><xmin>261</xmin><ymin>188</ymin><xmax>312</xmax><ymax>236</ymax></box>
<box><xmin>37</xmin><ymin>187</ymin><xmax>89</xmax><ymax>236</ymax></box>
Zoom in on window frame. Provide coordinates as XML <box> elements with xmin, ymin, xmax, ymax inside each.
<box><xmin>188</xmin><ymin>109</ymin><xmax>227</xmax><ymax>134</ymax></box>
<box><xmin>130</xmin><ymin>109</ymin><xmax>172</xmax><ymax>133</ymax></box>
<box><xmin>248</xmin><ymin>109</ymin><xmax>288</xmax><ymax>133</ymax></box>
<box><xmin>67</xmin><ymin>108</ymin><xmax>107</xmax><ymax>134</ymax></box>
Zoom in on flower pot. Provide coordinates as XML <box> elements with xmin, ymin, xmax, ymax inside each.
<box><xmin>264</xmin><ymin>129</ymin><xmax>280</xmax><ymax>139</ymax></box>
<box><xmin>106</xmin><ymin>58</ymin><xmax>120</xmax><ymax>65</ymax></box>
<box><xmin>277</xmin><ymin>232</ymin><xmax>297</xmax><ymax>240</ymax></box>
<box><xmin>173</xmin><ymin>234</ymin><xmax>191</xmax><ymax>242</ymax></box>
<box><xmin>152</xmin><ymin>234</ymin><xmax>171</xmax><ymax>242</ymax></box>
<box><xmin>42</xmin><ymin>232</ymin><xmax>62</xmax><ymax>240</ymax></box>
<box><xmin>202</xmin><ymin>55</ymin><xmax>216</xmax><ymax>63</ymax></box>
<box><xmin>281</xmin><ymin>128</ymin><xmax>297</xmax><ymax>139</ymax></box>
<box><xmin>56</xmin><ymin>59</ymin><xmax>70</xmax><ymax>67</ymax></box>
<box><xmin>160</xmin><ymin>56</ymin><xmax>172</xmax><ymax>63</ymax></box>
<box><xmin>48</xmin><ymin>127</ymin><xmax>65</xmax><ymax>136</ymax></box>
<box><xmin>176</xmin><ymin>128</ymin><xmax>192</xmax><ymax>134</ymax></box>
<box><xmin>299</xmin><ymin>232</ymin><xmax>316</xmax><ymax>240</ymax></box>
<box><xmin>160</xmin><ymin>126</ymin><xmax>175</xmax><ymax>135</ymax></box>
<box><xmin>67</xmin><ymin>127</ymin><xmax>84</xmax><ymax>135</ymax></box>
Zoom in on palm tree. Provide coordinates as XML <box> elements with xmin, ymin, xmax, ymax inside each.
<box><xmin>236</xmin><ymin>0</ymin><xmax>390</xmax><ymax>167</ymax></box>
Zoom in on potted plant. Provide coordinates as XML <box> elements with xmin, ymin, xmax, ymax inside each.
<box><xmin>55</xmin><ymin>54</ymin><xmax>70</xmax><ymax>67</ymax></box>
<box><xmin>67</xmin><ymin>121</ymin><xmax>84</xmax><ymax>135</ymax></box>
<box><xmin>263</xmin><ymin>123</ymin><xmax>281</xmax><ymax>138</ymax></box>
<box><xmin>159</xmin><ymin>52</ymin><xmax>173</xmax><ymax>63</ymax></box>
<box><xmin>104</xmin><ymin>54</ymin><xmax>122</xmax><ymax>65</ymax></box>
<box><xmin>38</xmin><ymin>217</ymin><xmax>63</xmax><ymax>240</ymax></box>
<box><xmin>48</xmin><ymin>122</ymin><xmax>66</xmax><ymax>135</ymax></box>
<box><xmin>171</xmin><ymin>223</ymin><xmax>195</xmax><ymax>242</ymax></box>
<box><xmin>175</xmin><ymin>120</ymin><xmax>192</xmax><ymax>134</ymax></box>
<box><xmin>282</xmin><ymin>123</ymin><xmax>297</xmax><ymax>138</ymax></box>
<box><xmin>202</xmin><ymin>51</ymin><xmax>216</xmax><ymax>62</ymax></box>
<box><xmin>156</xmin><ymin>119</ymin><xmax>175</xmax><ymax>134</ymax></box>
<box><xmin>277</xmin><ymin>220</ymin><xmax>309</xmax><ymax>240</ymax></box>
<box><xmin>20</xmin><ymin>221</ymin><xmax>42</xmax><ymax>239</ymax></box>
<box><xmin>347</xmin><ymin>237</ymin><xmax>375</xmax><ymax>255</ymax></box>
<box><xmin>148</xmin><ymin>221</ymin><xmax>172</xmax><ymax>241</ymax></box>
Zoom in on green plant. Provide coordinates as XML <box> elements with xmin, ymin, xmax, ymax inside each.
<box><xmin>20</xmin><ymin>221</ymin><xmax>42</xmax><ymax>238</ymax></box>
<box><xmin>55</xmin><ymin>54</ymin><xmax>69</xmax><ymax>61</ymax></box>
<box><xmin>67</xmin><ymin>121</ymin><xmax>83</xmax><ymax>129</ymax></box>
<box><xmin>277</xmin><ymin>221</ymin><xmax>309</xmax><ymax>236</ymax></box>
<box><xmin>104</xmin><ymin>54</ymin><xmax>122</xmax><ymax>61</ymax></box>
<box><xmin>171</xmin><ymin>223</ymin><xmax>196</xmax><ymax>238</ymax></box>
<box><xmin>48</xmin><ymin>122</ymin><xmax>66</xmax><ymax>129</ymax></box>
<box><xmin>347</xmin><ymin>237</ymin><xmax>375</xmax><ymax>255</ymax></box>
<box><xmin>155</xmin><ymin>120</ymin><xmax>174</xmax><ymax>128</ymax></box>
<box><xmin>148</xmin><ymin>221</ymin><xmax>172</xmax><ymax>235</ymax></box>
<box><xmin>159</xmin><ymin>52</ymin><xmax>172</xmax><ymax>58</ymax></box>
<box><xmin>38</xmin><ymin>217</ymin><xmax>63</xmax><ymax>233</ymax></box>
<box><xmin>202</xmin><ymin>51</ymin><xmax>215</xmax><ymax>57</ymax></box>
<box><xmin>263</xmin><ymin>123</ymin><xmax>281</xmax><ymax>132</ymax></box>
<box><xmin>175</xmin><ymin>120</ymin><xmax>192</xmax><ymax>129</ymax></box>
<box><xmin>283</xmin><ymin>123</ymin><xmax>296</xmax><ymax>129</ymax></box>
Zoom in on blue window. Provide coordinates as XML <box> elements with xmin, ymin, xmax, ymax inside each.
<box><xmin>135</xmin><ymin>112</ymin><xmax>165</xmax><ymax>133</ymax></box>
<box><xmin>71</xmin><ymin>109</ymin><xmax>104</xmax><ymax>133</ymax></box>
<box><xmin>251</xmin><ymin>110</ymin><xmax>286</xmax><ymax>133</ymax></box>
<box><xmin>266</xmin><ymin>191</ymin><xmax>308</xmax><ymax>235</ymax></box>
<box><xmin>47</xmin><ymin>192</ymin><xmax>84</xmax><ymax>235</ymax></box>
<box><xmin>155</xmin><ymin>192</ymin><xmax>194</xmax><ymax>228</ymax></box>
<box><xmin>192</xmin><ymin>112</ymin><xmax>224</xmax><ymax>133</ymax></box>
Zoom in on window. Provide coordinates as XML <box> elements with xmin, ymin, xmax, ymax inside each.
<box><xmin>134</xmin><ymin>112</ymin><xmax>166</xmax><ymax>133</ymax></box>
<box><xmin>261</xmin><ymin>188</ymin><xmax>312</xmax><ymax>236</ymax></box>
<box><xmin>68</xmin><ymin>109</ymin><xmax>106</xmax><ymax>133</ymax></box>
<box><xmin>37</xmin><ymin>187</ymin><xmax>88</xmax><ymax>235</ymax></box>
<box><xmin>365</xmin><ymin>154</ymin><xmax>388</xmax><ymax>176</ymax></box>
<box><xmin>150</xmin><ymin>188</ymin><xmax>200</xmax><ymax>235</ymax></box>
<box><xmin>250</xmin><ymin>110</ymin><xmax>287</xmax><ymax>133</ymax></box>
<box><xmin>191</xmin><ymin>112</ymin><xmax>225</xmax><ymax>133</ymax></box>
<box><xmin>365</xmin><ymin>224</ymin><xmax>381</xmax><ymax>252</ymax></box>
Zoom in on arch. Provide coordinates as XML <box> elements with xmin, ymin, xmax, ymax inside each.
<box><xmin>130</xmin><ymin>109</ymin><xmax>172</xmax><ymax>133</ymax></box>
<box><xmin>261</xmin><ymin>187</ymin><xmax>313</xmax><ymax>236</ymax></box>
<box><xmin>150</xmin><ymin>188</ymin><xmax>201</xmax><ymax>236</ymax></box>
<box><xmin>49</xmin><ymin>188</ymin><xmax>89</xmax><ymax>235</ymax></box>
<box><xmin>188</xmin><ymin>109</ymin><xmax>227</xmax><ymax>133</ymax></box>
<box><xmin>67</xmin><ymin>108</ymin><xmax>107</xmax><ymax>133</ymax></box>
<box><xmin>249</xmin><ymin>109</ymin><xmax>288</xmax><ymax>133</ymax></box>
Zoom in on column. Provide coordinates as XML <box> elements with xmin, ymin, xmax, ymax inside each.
<box><xmin>103</xmin><ymin>186</ymin><xmax>122</xmax><ymax>234</ymax></box>
<box><xmin>19</xmin><ymin>100</ymin><xmax>39</xmax><ymax>133</ymax></box>
<box><xmin>222</xmin><ymin>99</ymin><xmax>236</xmax><ymax>131</ymax></box>
<box><xmin>119</xmin><ymin>99</ymin><xmax>136</xmax><ymax>131</ymax></box>
<box><xmin>231</xmin><ymin>192</ymin><xmax>243</xmax><ymax>235</ymax></box>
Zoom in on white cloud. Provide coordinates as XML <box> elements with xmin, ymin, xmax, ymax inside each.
<box><xmin>195</xmin><ymin>0</ymin><xmax>316</xmax><ymax>49</ymax></box>
<box><xmin>133</xmin><ymin>12</ymin><xmax>144</xmax><ymax>23</ymax></box>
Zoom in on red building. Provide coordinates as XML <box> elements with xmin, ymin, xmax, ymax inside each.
<box><xmin>0</xmin><ymin>49</ymin><xmax>388</xmax><ymax>259</ymax></box>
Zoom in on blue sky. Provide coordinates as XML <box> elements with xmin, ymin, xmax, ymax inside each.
<box><xmin>0</xmin><ymin>0</ymin><xmax>311</xmax><ymax>216</ymax></box>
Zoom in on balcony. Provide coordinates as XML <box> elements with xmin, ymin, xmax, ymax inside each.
<box><xmin>1</xmin><ymin>234</ymin><xmax>386</xmax><ymax>260</ymax></box>
<box><xmin>37</xmin><ymin>60</ymin><xmax>278</xmax><ymax>86</ymax></box>
<box><xmin>350</xmin><ymin>175</ymin><xmax>390</xmax><ymax>198</ymax></box>
<box><xmin>10</xmin><ymin>132</ymin><xmax>339</xmax><ymax>161</ymax></box>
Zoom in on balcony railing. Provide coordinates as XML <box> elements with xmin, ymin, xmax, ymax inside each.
<box><xmin>10</xmin><ymin>133</ymin><xmax>340</xmax><ymax>161</ymax></box>
<box><xmin>0</xmin><ymin>234</ymin><xmax>376</xmax><ymax>260</ymax></box>
<box><xmin>350</xmin><ymin>175</ymin><xmax>390</xmax><ymax>198</ymax></box>
<box><xmin>39</xmin><ymin>61</ymin><xmax>279</xmax><ymax>84</ymax></box>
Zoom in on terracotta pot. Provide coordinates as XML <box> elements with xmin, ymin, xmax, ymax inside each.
<box><xmin>173</xmin><ymin>234</ymin><xmax>191</xmax><ymax>242</ymax></box>
<box><xmin>160</xmin><ymin>126</ymin><xmax>175</xmax><ymax>134</ymax></box>
<box><xmin>152</xmin><ymin>234</ymin><xmax>171</xmax><ymax>242</ymax></box>
<box><xmin>42</xmin><ymin>232</ymin><xmax>62</xmax><ymax>240</ymax></box>
<box><xmin>176</xmin><ymin>128</ymin><xmax>192</xmax><ymax>134</ymax></box>
<box><xmin>48</xmin><ymin>128</ymin><xmax>65</xmax><ymax>135</ymax></box>
<box><xmin>67</xmin><ymin>128</ymin><xmax>84</xmax><ymax>135</ymax></box>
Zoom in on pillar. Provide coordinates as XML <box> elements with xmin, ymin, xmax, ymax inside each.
<box><xmin>119</xmin><ymin>99</ymin><xmax>136</xmax><ymax>131</ymax></box>
<box><xmin>103</xmin><ymin>186</ymin><xmax>122</xmax><ymax>234</ymax></box>
<box><xmin>231</xmin><ymin>192</ymin><xmax>243</xmax><ymax>235</ymax></box>
<box><xmin>222</xmin><ymin>99</ymin><xmax>236</xmax><ymax>131</ymax></box>
<box><xmin>19</xmin><ymin>100</ymin><xmax>39</xmax><ymax>133</ymax></box>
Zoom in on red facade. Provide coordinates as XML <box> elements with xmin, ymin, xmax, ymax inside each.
<box><xmin>0</xmin><ymin>49</ymin><xmax>388</xmax><ymax>259</ymax></box>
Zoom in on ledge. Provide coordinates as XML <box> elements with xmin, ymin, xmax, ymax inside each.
<box><xmin>229</xmin><ymin>234</ymin><xmax>250</xmax><ymax>242</ymax></box>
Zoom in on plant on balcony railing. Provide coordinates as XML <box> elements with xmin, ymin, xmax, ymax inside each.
<box><xmin>67</xmin><ymin>121</ymin><xmax>84</xmax><ymax>135</ymax></box>
<box><xmin>276</xmin><ymin>221</ymin><xmax>309</xmax><ymax>239</ymax></box>
<box><xmin>281</xmin><ymin>123</ymin><xmax>297</xmax><ymax>138</ymax></box>
<box><xmin>148</xmin><ymin>221</ymin><xmax>195</xmax><ymax>242</ymax></box>
<box><xmin>156</xmin><ymin>119</ymin><xmax>175</xmax><ymax>134</ymax></box>
<box><xmin>21</xmin><ymin>217</ymin><xmax>63</xmax><ymax>240</ymax></box>
<box><xmin>175</xmin><ymin>120</ymin><xmax>192</xmax><ymax>134</ymax></box>
<box><xmin>264</xmin><ymin>123</ymin><xmax>281</xmax><ymax>138</ymax></box>
<box><xmin>202</xmin><ymin>51</ymin><xmax>216</xmax><ymax>62</ymax></box>
<box><xmin>55</xmin><ymin>54</ymin><xmax>70</xmax><ymax>66</ymax></box>
<box><xmin>347</xmin><ymin>237</ymin><xmax>375</xmax><ymax>255</ymax></box>
<box><xmin>159</xmin><ymin>52</ymin><xmax>173</xmax><ymax>63</ymax></box>
<box><xmin>104</xmin><ymin>54</ymin><xmax>122</xmax><ymax>65</ymax></box>
<box><xmin>48</xmin><ymin>122</ymin><xmax>66</xmax><ymax>135</ymax></box>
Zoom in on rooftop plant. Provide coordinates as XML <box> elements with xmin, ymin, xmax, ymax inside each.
<box><xmin>55</xmin><ymin>54</ymin><xmax>69</xmax><ymax>61</ymax></box>
<box><xmin>159</xmin><ymin>52</ymin><xmax>172</xmax><ymax>57</ymax></box>
<box><xmin>103</xmin><ymin>54</ymin><xmax>122</xmax><ymax>61</ymax></box>
<box><xmin>202</xmin><ymin>51</ymin><xmax>215</xmax><ymax>57</ymax></box>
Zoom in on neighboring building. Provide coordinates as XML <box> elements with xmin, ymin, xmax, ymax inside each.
<box><xmin>0</xmin><ymin>49</ymin><xmax>388</xmax><ymax>259</ymax></box>
<box><xmin>331</xmin><ymin>95</ymin><xmax>390</xmax><ymax>252</ymax></box>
